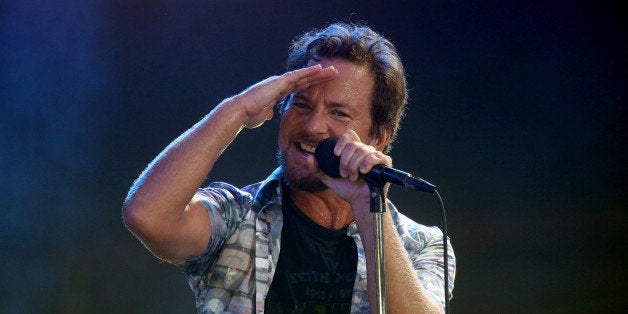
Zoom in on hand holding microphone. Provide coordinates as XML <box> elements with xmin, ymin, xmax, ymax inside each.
<box><xmin>315</xmin><ymin>137</ymin><xmax>436</xmax><ymax>193</ymax></box>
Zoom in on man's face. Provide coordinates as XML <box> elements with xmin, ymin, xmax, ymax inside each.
<box><xmin>278</xmin><ymin>57</ymin><xmax>380</xmax><ymax>192</ymax></box>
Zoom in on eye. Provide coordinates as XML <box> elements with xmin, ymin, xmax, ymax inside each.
<box><xmin>290</xmin><ymin>102</ymin><xmax>313</xmax><ymax>113</ymax></box>
<box><xmin>331</xmin><ymin>110</ymin><xmax>350</xmax><ymax>119</ymax></box>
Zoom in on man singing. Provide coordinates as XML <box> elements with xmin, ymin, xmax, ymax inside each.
<box><xmin>123</xmin><ymin>23</ymin><xmax>455</xmax><ymax>313</ymax></box>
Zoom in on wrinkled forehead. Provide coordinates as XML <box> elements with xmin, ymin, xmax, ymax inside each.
<box><xmin>302</xmin><ymin>57</ymin><xmax>374</xmax><ymax>104</ymax></box>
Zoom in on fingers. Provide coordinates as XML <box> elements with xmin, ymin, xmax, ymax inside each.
<box><xmin>334</xmin><ymin>131</ymin><xmax>392</xmax><ymax>181</ymax></box>
<box><xmin>247</xmin><ymin>65</ymin><xmax>337</xmax><ymax>107</ymax></box>
<box><xmin>279</xmin><ymin>64</ymin><xmax>338</xmax><ymax>96</ymax></box>
<box><xmin>236</xmin><ymin>64</ymin><xmax>337</xmax><ymax>129</ymax></box>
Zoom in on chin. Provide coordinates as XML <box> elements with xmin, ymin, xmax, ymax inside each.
<box><xmin>276</xmin><ymin>150</ymin><xmax>328</xmax><ymax>192</ymax></box>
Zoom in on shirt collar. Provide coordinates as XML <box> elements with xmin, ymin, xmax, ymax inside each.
<box><xmin>254</xmin><ymin>167</ymin><xmax>363</xmax><ymax>236</ymax></box>
<box><xmin>251</xmin><ymin>167</ymin><xmax>284</xmax><ymax>213</ymax></box>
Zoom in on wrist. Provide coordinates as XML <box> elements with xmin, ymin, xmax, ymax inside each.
<box><xmin>350</xmin><ymin>196</ymin><xmax>375</xmax><ymax>228</ymax></box>
<box><xmin>349</xmin><ymin>196</ymin><xmax>371</xmax><ymax>213</ymax></box>
<box><xmin>214</xmin><ymin>96</ymin><xmax>249</xmax><ymax>128</ymax></box>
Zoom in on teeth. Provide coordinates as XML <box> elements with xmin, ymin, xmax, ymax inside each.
<box><xmin>300</xmin><ymin>143</ymin><xmax>316</xmax><ymax>153</ymax></box>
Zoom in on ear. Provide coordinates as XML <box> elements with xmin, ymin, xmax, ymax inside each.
<box><xmin>368</xmin><ymin>126</ymin><xmax>391</xmax><ymax>152</ymax></box>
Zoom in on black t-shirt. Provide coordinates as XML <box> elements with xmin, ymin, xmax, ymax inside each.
<box><xmin>264</xmin><ymin>192</ymin><xmax>358</xmax><ymax>313</ymax></box>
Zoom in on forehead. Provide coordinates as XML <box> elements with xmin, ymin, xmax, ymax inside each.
<box><xmin>302</xmin><ymin>58</ymin><xmax>375</xmax><ymax>108</ymax></box>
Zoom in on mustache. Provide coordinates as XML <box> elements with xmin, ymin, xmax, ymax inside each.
<box><xmin>291</xmin><ymin>133</ymin><xmax>326</xmax><ymax>146</ymax></box>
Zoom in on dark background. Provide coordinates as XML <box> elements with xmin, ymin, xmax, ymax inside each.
<box><xmin>1</xmin><ymin>0</ymin><xmax>626</xmax><ymax>313</ymax></box>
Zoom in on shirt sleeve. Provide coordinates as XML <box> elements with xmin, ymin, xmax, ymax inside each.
<box><xmin>392</xmin><ymin>210</ymin><xmax>456</xmax><ymax>310</ymax></box>
<box><xmin>175</xmin><ymin>182</ymin><xmax>253</xmax><ymax>276</ymax></box>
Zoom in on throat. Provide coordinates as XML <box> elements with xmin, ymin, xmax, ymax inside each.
<box><xmin>304</xmin><ymin>208</ymin><xmax>347</xmax><ymax>230</ymax></box>
<box><xmin>288</xmin><ymin>189</ymin><xmax>354</xmax><ymax>230</ymax></box>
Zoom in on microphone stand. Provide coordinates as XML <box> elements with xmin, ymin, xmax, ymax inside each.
<box><xmin>365</xmin><ymin>177</ymin><xmax>387</xmax><ymax>314</ymax></box>
<box><xmin>363</xmin><ymin>176</ymin><xmax>448</xmax><ymax>314</ymax></box>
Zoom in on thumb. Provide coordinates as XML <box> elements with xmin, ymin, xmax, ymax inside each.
<box><xmin>265</xmin><ymin>105</ymin><xmax>274</xmax><ymax>121</ymax></box>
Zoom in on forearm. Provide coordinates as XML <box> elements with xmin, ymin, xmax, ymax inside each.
<box><xmin>359</xmin><ymin>212</ymin><xmax>442</xmax><ymax>314</ymax></box>
<box><xmin>123</xmin><ymin>98</ymin><xmax>247</xmax><ymax>238</ymax></box>
<box><xmin>383</xmin><ymin>213</ymin><xmax>442</xmax><ymax>313</ymax></box>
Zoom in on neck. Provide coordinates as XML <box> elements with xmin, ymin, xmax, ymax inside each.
<box><xmin>288</xmin><ymin>188</ymin><xmax>354</xmax><ymax>230</ymax></box>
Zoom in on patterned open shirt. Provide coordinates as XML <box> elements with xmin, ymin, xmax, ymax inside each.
<box><xmin>176</xmin><ymin>168</ymin><xmax>455</xmax><ymax>313</ymax></box>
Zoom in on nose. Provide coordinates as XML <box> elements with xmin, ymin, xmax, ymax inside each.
<box><xmin>303</xmin><ymin>108</ymin><xmax>328</xmax><ymax>135</ymax></box>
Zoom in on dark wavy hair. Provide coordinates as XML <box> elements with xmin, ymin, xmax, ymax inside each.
<box><xmin>280</xmin><ymin>23</ymin><xmax>408</xmax><ymax>153</ymax></box>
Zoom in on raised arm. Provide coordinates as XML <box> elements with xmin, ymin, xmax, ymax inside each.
<box><xmin>122</xmin><ymin>65</ymin><xmax>338</xmax><ymax>263</ymax></box>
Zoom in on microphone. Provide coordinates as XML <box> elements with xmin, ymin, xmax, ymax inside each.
<box><xmin>314</xmin><ymin>137</ymin><xmax>436</xmax><ymax>193</ymax></box>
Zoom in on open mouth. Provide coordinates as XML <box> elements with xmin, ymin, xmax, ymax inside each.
<box><xmin>298</xmin><ymin>142</ymin><xmax>317</xmax><ymax>154</ymax></box>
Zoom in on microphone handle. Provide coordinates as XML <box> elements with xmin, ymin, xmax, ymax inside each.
<box><xmin>367</xmin><ymin>165</ymin><xmax>436</xmax><ymax>193</ymax></box>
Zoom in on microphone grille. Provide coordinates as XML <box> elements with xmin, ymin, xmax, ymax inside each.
<box><xmin>314</xmin><ymin>138</ymin><xmax>341</xmax><ymax>178</ymax></box>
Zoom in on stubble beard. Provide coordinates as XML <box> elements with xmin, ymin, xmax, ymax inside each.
<box><xmin>276</xmin><ymin>150</ymin><xmax>328</xmax><ymax>192</ymax></box>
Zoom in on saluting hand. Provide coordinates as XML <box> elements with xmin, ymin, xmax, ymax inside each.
<box><xmin>233</xmin><ymin>64</ymin><xmax>338</xmax><ymax>129</ymax></box>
